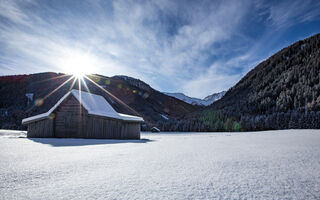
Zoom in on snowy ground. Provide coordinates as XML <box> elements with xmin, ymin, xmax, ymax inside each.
<box><xmin>1</xmin><ymin>130</ymin><xmax>320</xmax><ymax>199</ymax></box>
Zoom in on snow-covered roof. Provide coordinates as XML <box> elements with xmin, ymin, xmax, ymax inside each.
<box><xmin>22</xmin><ymin>89</ymin><xmax>144</xmax><ymax>124</ymax></box>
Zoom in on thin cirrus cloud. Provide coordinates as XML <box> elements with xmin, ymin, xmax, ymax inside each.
<box><xmin>0</xmin><ymin>0</ymin><xmax>320</xmax><ymax>98</ymax></box>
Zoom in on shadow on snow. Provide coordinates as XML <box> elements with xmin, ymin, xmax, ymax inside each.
<box><xmin>27</xmin><ymin>138</ymin><xmax>153</xmax><ymax>147</ymax></box>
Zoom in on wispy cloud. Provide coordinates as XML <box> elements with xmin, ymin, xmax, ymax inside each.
<box><xmin>263</xmin><ymin>0</ymin><xmax>320</xmax><ymax>29</ymax></box>
<box><xmin>1</xmin><ymin>0</ymin><xmax>320</xmax><ymax>98</ymax></box>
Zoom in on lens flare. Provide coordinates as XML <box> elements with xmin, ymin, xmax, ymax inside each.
<box><xmin>34</xmin><ymin>98</ymin><xmax>44</xmax><ymax>106</ymax></box>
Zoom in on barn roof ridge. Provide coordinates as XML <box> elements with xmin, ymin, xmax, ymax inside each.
<box><xmin>22</xmin><ymin>89</ymin><xmax>144</xmax><ymax>124</ymax></box>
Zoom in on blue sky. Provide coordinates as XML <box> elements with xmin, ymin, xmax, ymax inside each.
<box><xmin>1</xmin><ymin>0</ymin><xmax>320</xmax><ymax>98</ymax></box>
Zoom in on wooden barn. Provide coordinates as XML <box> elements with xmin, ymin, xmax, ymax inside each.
<box><xmin>22</xmin><ymin>89</ymin><xmax>144</xmax><ymax>139</ymax></box>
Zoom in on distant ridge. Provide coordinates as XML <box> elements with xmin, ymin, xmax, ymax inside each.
<box><xmin>164</xmin><ymin>91</ymin><xmax>226</xmax><ymax>106</ymax></box>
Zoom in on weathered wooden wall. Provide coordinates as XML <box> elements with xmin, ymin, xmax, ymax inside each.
<box><xmin>86</xmin><ymin>115</ymin><xmax>141</xmax><ymax>139</ymax></box>
<box><xmin>121</xmin><ymin>122</ymin><xmax>140</xmax><ymax>139</ymax></box>
<box><xmin>27</xmin><ymin>118</ymin><xmax>54</xmax><ymax>138</ymax></box>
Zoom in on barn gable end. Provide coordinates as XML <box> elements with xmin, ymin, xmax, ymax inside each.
<box><xmin>54</xmin><ymin>95</ymin><xmax>88</xmax><ymax>138</ymax></box>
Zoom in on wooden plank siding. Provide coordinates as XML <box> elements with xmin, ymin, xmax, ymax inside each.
<box><xmin>27</xmin><ymin>118</ymin><xmax>54</xmax><ymax>138</ymax></box>
<box><xmin>121</xmin><ymin>122</ymin><xmax>140</xmax><ymax>139</ymax></box>
<box><xmin>27</xmin><ymin>94</ymin><xmax>141</xmax><ymax>139</ymax></box>
<box><xmin>85</xmin><ymin>115</ymin><xmax>140</xmax><ymax>139</ymax></box>
<box><xmin>54</xmin><ymin>95</ymin><xmax>88</xmax><ymax>138</ymax></box>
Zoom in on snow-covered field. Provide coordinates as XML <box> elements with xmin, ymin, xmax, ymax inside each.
<box><xmin>1</xmin><ymin>130</ymin><xmax>320</xmax><ymax>199</ymax></box>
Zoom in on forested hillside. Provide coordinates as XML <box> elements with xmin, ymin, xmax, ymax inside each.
<box><xmin>174</xmin><ymin>33</ymin><xmax>320</xmax><ymax>131</ymax></box>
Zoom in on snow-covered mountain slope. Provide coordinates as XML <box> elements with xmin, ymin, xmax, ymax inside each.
<box><xmin>165</xmin><ymin>91</ymin><xmax>226</xmax><ymax>106</ymax></box>
<box><xmin>164</xmin><ymin>93</ymin><xmax>204</xmax><ymax>105</ymax></box>
<box><xmin>203</xmin><ymin>91</ymin><xmax>226</xmax><ymax>103</ymax></box>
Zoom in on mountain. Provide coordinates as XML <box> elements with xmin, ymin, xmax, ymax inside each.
<box><xmin>203</xmin><ymin>91</ymin><xmax>227</xmax><ymax>105</ymax></box>
<box><xmin>113</xmin><ymin>75</ymin><xmax>152</xmax><ymax>92</ymax></box>
<box><xmin>164</xmin><ymin>91</ymin><xmax>226</xmax><ymax>106</ymax></box>
<box><xmin>164</xmin><ymin>93</ymin><xmax>204</xmax><ymax>105</ymax></box>
<box><xmin>0</xmin><ymin>73</ymin><xmax>199</xmax><ymax>130</ymax></box>
<box><xmin>185</xmin><ymin>33</ymin><xmax>320</xmax><ymax>131</ymax></box>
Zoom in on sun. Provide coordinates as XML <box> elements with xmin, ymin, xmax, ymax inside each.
<box><xmin>58</xmin><ymin>50</ymin><xmax>97</xmax><ymax>78</ymax></box>
<box><xmin>72</xmin><ymin>70</ymin><xmax>87</xmax><ymax>79</ymax></box>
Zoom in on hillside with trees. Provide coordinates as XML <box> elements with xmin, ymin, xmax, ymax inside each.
<box><xmin>177</xmin><ymin>33</ymin><xmax>320</xmax><ymax>132</ymax></box>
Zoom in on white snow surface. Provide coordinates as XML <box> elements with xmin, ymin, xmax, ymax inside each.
<box><xmin>0</xmin><ymin>129</ymin><xmax>26</xmax><ymax>138</ymax></box>
<box><xmin>22</xmin><ymin>89</ymin><xmax>143</xmax><ymax>124</ymax></box>
<box><xmin>1</xmin><ymin>129</ymin><xmax>320</xmax><ymax>199</ymax></box>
